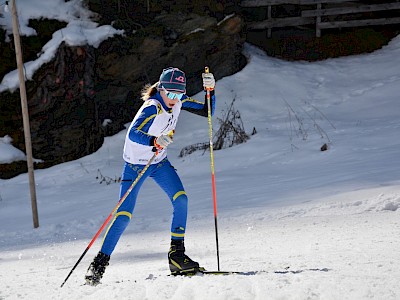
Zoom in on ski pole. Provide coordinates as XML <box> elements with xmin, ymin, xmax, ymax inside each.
<box><xmin>60</xmin><ymin>152</ymin><xmax>157</xmax><ymax>287</ymax></box>
<box><xmin>205</xmin><ymin>66</ymin><xmax>220</xmax><ymax>271</ymax></box>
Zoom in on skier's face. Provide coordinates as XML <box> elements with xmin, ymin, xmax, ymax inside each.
<box><xmin>160</xmin><ymin>89</ymin><xmax>183</xmax><ymax>108</ymax></box>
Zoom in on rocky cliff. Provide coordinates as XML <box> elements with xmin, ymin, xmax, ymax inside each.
<box><xmin>0</xmin><ymin>11</ymin><xmax>245</xmax><ymax>179</ymax></box>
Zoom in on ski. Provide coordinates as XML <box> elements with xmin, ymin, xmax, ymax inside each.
<box><xmin>199</xmin><ymin>270</ymin><xmax>264</xmax><ymax>276</ymax></box>
<box><xmin>169</xmin><ymin>267</ymin><xmax>206</xmax><ymax>276</ymax></box>
<box><xmin>170</xmin><ymin>268</ymin><xmax>267</xmax><ymax>276</ymax></box>
<box><xmin>169</xmin><ymin>266</ymin><xmax>329</xmax><ymax>277</ymax></box>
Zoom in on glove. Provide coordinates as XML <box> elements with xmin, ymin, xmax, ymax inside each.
<box><xmin>154</xmin><ymin>134</ymin><xmax>173</xmax><ymax>150</ymax></box>
<box><xmin>202</xmin><ymin>72</ymin><xmax>215</xmax><ymax>90</ymax></box>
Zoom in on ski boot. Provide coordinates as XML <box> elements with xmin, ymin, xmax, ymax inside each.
<box><xmin>168</xmin><ymin>240</ymin><xmax>202</xmax><ymax>276</ymax></box>
<box><xmin>85</xmin><ymin>251</ymin><xmax>110</xmax><ymax>286</ymax></box>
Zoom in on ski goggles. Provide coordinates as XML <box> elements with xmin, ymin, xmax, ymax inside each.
<box><xmin>161</xmin><ymin>87</ymin><xmax>184</xmax><ymax>100</ymax></box>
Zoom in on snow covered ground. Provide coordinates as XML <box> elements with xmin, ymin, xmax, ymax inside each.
<box><xmin>1</xmin><ymin>2</ymin><xmax>400</xmax><ymax>299</ymax></box>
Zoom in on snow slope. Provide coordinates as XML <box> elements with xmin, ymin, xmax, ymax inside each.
<box><xmin>1</xmin><ymin>4</ymin><xmax>400</xmax><ymax>297</ymax></box>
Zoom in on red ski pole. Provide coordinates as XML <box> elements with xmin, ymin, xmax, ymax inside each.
<box><xmin>60</xmin><ymin>153</ymin><xmax>157</xmax><ymax>287</ymax></box>
<box><xmin>205</xmin><ymin>66</ymin><xmax>220</xmax><ymax>271</ymax></box>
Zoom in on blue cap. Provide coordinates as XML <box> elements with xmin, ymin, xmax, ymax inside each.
<box><xmin>157</xmin><ymin>67</ymin><xmax>186</xmax><ymax>93</ymax></box>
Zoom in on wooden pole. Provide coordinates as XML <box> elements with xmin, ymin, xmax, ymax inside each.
<box><xmin>267</xmin><ymin>5</ymin><xmax>272</xmax><ymax>38</ymax></box>
<box><xmin>10</xmin><ymin>0</ymin><xmax>39</xmax><ymax>228</ymax></box>
<box><xmin>316</xmin><ymin>3</ymin><xmax>322</xmax><ymax>37</ymax></box>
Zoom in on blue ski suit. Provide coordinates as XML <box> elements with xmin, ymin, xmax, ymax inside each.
<box><xmin>101</xmin><ymin>91</ymin><xmax>215</xmax><ymax>256</ymax></box>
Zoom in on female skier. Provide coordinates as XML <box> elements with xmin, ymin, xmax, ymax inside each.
<box><xmin>85</xmin><ymin>67</ymin><xmax>216</xmax><ymax>285</ymax></box>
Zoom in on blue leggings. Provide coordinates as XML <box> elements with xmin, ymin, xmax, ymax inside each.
<box><xmin>100</xmin><ymin>158</ymin><xmax>188</xmax><ymax>256</ymax></box>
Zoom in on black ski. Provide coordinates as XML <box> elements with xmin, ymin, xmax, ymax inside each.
<box><xmin>199</xmin><ymin>270</ymin><xmax>264</xmax><ymax>276</ymax></box>
<box><xmin>170</xmin><ymin>268</ymin><xmax>267</xmax><ymax>276</ymax></box>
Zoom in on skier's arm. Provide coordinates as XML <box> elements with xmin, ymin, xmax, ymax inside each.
<box><xmin>128</xmin><ymin>105</ymin><xmax>157</xmax><ymax>146</ymax></box>
<box><xmin>181</xmin><ymin>71</ymin><xmax>216</xmax><ymax>117</ymax></box>
<box><xmin>181</xmin><ymin>90</ymin><xmax>216</xmax><ymax>117</ymax></box>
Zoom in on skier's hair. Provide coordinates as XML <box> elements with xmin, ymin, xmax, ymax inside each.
<box><xmin>141</xmin><ymin>82</ymin><xmax>159</xmax><ymax>101</ymax></box>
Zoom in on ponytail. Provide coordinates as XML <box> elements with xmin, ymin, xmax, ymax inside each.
<box><xmin>141</xmin><ymin>82</ymin><xmax>159</xmax><ymax>101</ymax></box>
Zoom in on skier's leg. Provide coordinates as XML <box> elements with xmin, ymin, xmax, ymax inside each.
<box><xmin>86</xmin><ymin>163</ymin><xmax>151</xmax><ymax>285</ymax></box>
<box><xmin>151</xmin><ymin>159</ymin><xmax>199</xmax><ymax>273</ymax></box>
<box><xmin>101</xmin><ymin>163</ymin><xmax>150</xmax><ymax>255</ymax></box>
<box><xmin>151</xmin><ymin>159</ymin><xmax>188</xmax><ymax>240</ymax></box>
